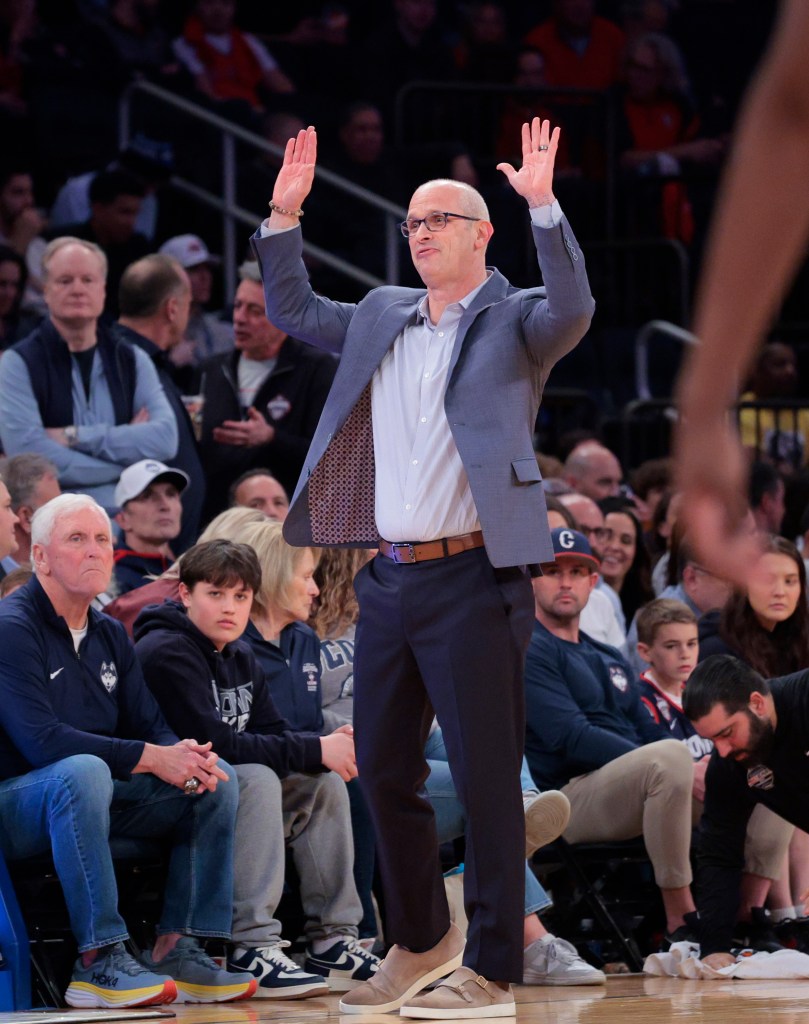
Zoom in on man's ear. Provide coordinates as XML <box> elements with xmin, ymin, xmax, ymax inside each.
<box><xmin>31</xmin><ymin>542</ymin><xmax>47</xmax><ymax>576</ymax></box>
<box><xmin>178</xmin><ymin>581</ymin><xmax>192</xmax><ymax>609</ymax></box>
<box><xmin>749</xmin><ymin>691</ymin><xmax>768</xmax><ymax>717</ymax></box>
<box><xmin>475</xmin><ymin>220</ymin><xmax>494</xmax><ymax>250</ymax></box>
<box><xmin>636</xmin><ymin>641</ymin><xmax>651</xmax><ymax>665</ymax></box>
<box><xmin>16</xmin><ymin>504</ymin><xmax>33</xmax><ymax>535</ymax></box>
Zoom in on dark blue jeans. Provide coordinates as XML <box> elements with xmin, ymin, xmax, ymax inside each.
<box><xmin>0</xmin><ymin>754</ymin><xmax>238</xmax><ymax>952</ymax></box>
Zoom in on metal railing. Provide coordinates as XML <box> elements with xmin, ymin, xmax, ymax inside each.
<box><xmin>634</xmin><ymin>320</ymin><xmax>698</xmax><ymax>400</ymax></box>
<box><xmin>118</xmin><ymin>80</ymin><xmax>408</xmax><ymax>299</ymax></box>
<box><xmin>735</xmin><ymin>398</ymin><xmax>809</xmax><ymax>471</ymax></box>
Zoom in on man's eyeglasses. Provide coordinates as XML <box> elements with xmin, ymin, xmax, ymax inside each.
<box><xmin>579</xmin><ymin>526</ymin><xmax>608</xmax><ymax>542</ymax></box>
<box><xmin>399</xmin><ymin>212</ymin><xmax>480</xmax><ymax>238</ymax></box>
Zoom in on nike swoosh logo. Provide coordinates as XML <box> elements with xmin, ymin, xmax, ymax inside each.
<box><xmin>50</xmin><ymin>668</ymin><xmax>64</xmax><ymax>679</ymax></box>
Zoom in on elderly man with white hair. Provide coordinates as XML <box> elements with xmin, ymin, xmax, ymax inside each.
<box><xmin>0</xmin><ymin>493</ymin><xmax>255</xmax><ymax>1008</ymax></box>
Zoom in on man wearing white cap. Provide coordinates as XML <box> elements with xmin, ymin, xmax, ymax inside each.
<box><xmin>113</xmin><ymin>460</ymin><xmax>189</xmax><ymax>594</ymax></box>
<box><xmin>158</xmin><ymin>234</ymin><xmax>233</xmax><ymax>366</ymax></box>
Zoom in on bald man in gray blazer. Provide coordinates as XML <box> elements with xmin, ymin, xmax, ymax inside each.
<box><xmin>251</xmin><ymin>119</ymin><xmax>594</xmax><ymax>1020</ymax></box>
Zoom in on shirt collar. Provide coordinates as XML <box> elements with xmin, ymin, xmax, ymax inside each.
<box><xmin>416</xmin><ymin>270</ymin><xmax>493</xmax><ymax>326</ymax></box>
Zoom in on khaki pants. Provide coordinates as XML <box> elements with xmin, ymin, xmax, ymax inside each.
<box><xmin>562</xmin><ymin>740</ymin><xmax>694</xmax><ymax>890</ymax></box>
<box><xmin>737</xmin><ymin>803</ymin><xmax>792</xmax><ymax>879</ymax></box>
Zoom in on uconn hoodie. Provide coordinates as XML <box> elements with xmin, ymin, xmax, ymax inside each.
<box><xmin>133</xmin><ymin>600</ymin><xmax>323</xmax><ymax>776</ymax></box>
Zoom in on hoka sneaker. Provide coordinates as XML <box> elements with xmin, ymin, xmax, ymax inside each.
<box><xmin>65</xmin><ymin>942</ymin><xmax>177</xmax><ymax>1008</ymax></box>
<box><xmin>228</xmin><ymin>941</ymin><xmax>329</xmax><ymax>999</ymax></box>
<box><xmin>305</xmin><ymin>936</ymin><xmax>381</xmax><ymax>991</ymax></box>
<box><xmin>140</xmin><ymin>936</ymin><xmax>257</xmax><ymax>1003</ymax></box>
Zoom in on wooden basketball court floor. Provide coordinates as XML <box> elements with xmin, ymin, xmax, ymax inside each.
<box><xmin>157</xmin><ymin>975</ymin><xmax>809</xmax><ymax>1024</ymax></box>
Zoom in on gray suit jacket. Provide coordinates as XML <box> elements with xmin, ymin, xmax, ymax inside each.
<box><xmin>251</xmin><ymin>217</ymin><xmax>595</xmax><ymax>568</ymax></box>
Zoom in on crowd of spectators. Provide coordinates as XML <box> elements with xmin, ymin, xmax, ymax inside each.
<box><xmin>0</xmin><ymin>1</ymin><xmax>782</xmax><ymax>304</ymax></box>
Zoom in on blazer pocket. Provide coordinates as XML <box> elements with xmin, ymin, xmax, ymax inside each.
<box><xmin>511</xmin><ymin>457</ymin><xmax>542</xmax><ymax>484</ymax></box>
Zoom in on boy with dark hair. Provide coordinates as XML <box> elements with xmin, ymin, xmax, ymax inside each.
<box><xmin>133</xmin><ymin>540</ymin><xmax>380</xmax><ymax>999</ymax></box>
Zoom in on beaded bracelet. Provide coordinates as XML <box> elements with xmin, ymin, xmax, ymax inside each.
<box><xmin>268</xmin><ymin>199</ymin><xmax>304</xmax><ymax>218</ymax></box>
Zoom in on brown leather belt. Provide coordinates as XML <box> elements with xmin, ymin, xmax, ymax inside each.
<box><xmin>379</xmin><ymin>530</ymin><xmax>485</xmax><ymax>564</ymax></box>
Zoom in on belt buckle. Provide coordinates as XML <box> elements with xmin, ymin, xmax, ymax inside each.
<box><xmin>391</xmin><ymin>542</ymin><xmax>416</xmax><ymax>564</ymax></box>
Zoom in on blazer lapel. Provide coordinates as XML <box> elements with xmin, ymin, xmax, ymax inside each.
<box><xmin>447</xmin><ymin>269</ymin><xmax>510</xmax><ymax>381</ymax></box>
<box><xmin>335</xmin><ymin>296</ymin><xmax>421</xmax><ymax>414</ymax></box>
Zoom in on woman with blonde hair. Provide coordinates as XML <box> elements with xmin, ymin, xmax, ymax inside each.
<box><xmin>234</xmin><ymin>521</ymin><xmax>382</xmax><ymax>952</ymax></box>
<box><xmin>237</xmin><ymin>519</ymin><xmax>323</xmax><ymax>731</ymax></box>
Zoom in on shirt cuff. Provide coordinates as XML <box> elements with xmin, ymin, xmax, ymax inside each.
<box><xmin>259</xmin><ymin>220</ymin><xmax>300</xmax><ymax>237</ymax></box>
<box><xmin>530</xmin><ymin>201</ymin><xmax>563</xmax><ymax>229</ymax></box>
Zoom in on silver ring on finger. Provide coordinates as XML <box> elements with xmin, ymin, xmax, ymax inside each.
<box><xmin>184</xmin><ymin>777</ymin><xmax>200</xmax><ymax>795</ymax></box>
<box><xmin>539</xmin><ymin>145</ymin><xmax>549</xmax><ymax>151</ymax></box>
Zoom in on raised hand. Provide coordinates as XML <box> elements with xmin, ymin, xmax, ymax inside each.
<box><xmin>269</xmin><ymin>126</ymin><xmax>318</xmax><ymax>225</ymax></box>
<box><xmin>496</xmin><ymin>117</ymin><xmax>559</xmax><ymax>208</ymax></box>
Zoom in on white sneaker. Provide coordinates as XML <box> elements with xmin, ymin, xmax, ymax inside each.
<box><xmin>523</xmin><ymin>936</ymin><xmax>606</xmax><ymax>986</ymax></box>
<box><xmin>523</xmin><ymin>791</ymin><xmax>571</xmax><ymax>858</ymax></box>
<box><xmin>228</xmin><ymin>942</ymin><xmax>328</xmax><ymax>999</ymax></box>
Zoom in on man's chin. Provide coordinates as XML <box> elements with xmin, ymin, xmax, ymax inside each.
<box><xmin>54</xmin><ymin>313</ymin><xmax>98</xmax><ymax>331</ymax></box>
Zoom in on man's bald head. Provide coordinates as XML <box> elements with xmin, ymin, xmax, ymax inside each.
<box><xmin>563</xmin><ymin>442</ymin><xmax>622</xmax><ymax>502</ymax></box>
<box><xmin>411</xmin><ymin>178</ymin><xmax>490</xmax><ymax>221</ymax></box>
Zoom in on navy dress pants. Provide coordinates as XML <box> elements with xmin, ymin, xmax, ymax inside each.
<box><xmin>353</xmin><ymin>546</ymin><xmax>534</xmax><ymax>983</ymax></box>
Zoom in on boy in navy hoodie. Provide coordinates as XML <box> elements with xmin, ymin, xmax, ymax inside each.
<box><xmin>134</xmin><ymin>539</ymin><xmax>379</xmax><ymax>999</ymax></box>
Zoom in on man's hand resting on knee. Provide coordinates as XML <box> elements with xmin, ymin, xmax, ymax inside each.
<box><xmin>134</xmin><ymin>739</ymin><xmax>229</xmax><ymax>792</ymax></box>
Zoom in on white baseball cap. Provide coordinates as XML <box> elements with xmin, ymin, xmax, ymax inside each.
<box><xmin>159</xmin><ymin>234</ymin><xmax>220</xmax><ymax>269</ymax></box>
<box><xmin>115</xmin><ymin>460</ymin><xmax>190</xmax><ymax>509</ymax></box>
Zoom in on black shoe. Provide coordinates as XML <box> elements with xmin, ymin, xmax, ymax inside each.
<box><xmin>732</xmin><ymin>907</ymin><xmax>784</xmax><ymax>953</ymax></box>
<box><xmin>774</xmin><ymin>915</ymin><xmax>809</xmax><ymax>953</ymax></box>
<box><xmin>661</xmin><ymin>910</ymin><xmax>700</xmax><ymax>950</ymax></box>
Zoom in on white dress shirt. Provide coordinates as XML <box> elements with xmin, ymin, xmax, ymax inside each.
<box><xmin>371</xmin><ymin>281</ymin><xmax>488</xmax><ymax>542</ymax></box>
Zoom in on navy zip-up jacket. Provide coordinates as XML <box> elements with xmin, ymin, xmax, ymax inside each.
<box><xmin>133</xmin><ymin>601</ymin><xmax>324</xmax><ymax>776</ymax></box>
<box><xmin>0</xmin><ymin>576</ymin><xmax>178</xmax><ymax>781</ymax></box>
<box><xmin>242</xmin><ymin>619</ymin><xmax>324</xmax><ymax>733</ymax></box>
